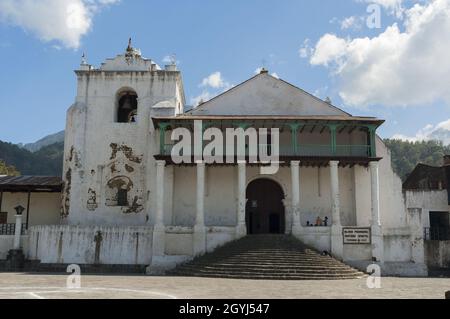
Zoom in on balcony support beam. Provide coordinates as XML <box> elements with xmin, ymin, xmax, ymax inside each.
<box><xmin>288</xmin><ymin>123</ymin><xmax>302</xmax><ymax>156</ymax></box>
<box><xmin>367</xmin><ymin>125</ymin><xmax>377</xmax><ymax>157</ymax></box>
<box><xmin>158</xmin><ymin>123</ymin><xmax>170</xmax><ymax>155</ymax></box>
<box><xmin>328</xmin><ymin>124</ymin><xmax>338</xmax><ymax>155</ymax></box>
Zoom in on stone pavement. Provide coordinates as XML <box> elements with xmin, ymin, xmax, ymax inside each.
<box><xmin>0</xmin><ymin>273</ymin><xmax>449</xmax><ymax>299</ymax></box>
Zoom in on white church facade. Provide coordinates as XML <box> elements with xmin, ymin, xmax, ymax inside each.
<box><xmin>1</xmin><ymin>44</ymin><xmax>431</xmax><ymax>276</ymax></box>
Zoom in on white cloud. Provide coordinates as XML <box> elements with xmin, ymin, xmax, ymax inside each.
<box><xmin>190</xmin><ymin>91</ymin><xmax>214</xmax><ymax>107</ymax></box>
<box><xmin>341</xmin><ymin>16</ymin><xmax>357</xmax><ymax>29</ymax></box>
<box><xmin>307</xmin><ymin>0</ymin><xmax>450</xmax><ymax>107</ymax></box>
<box><xmin>299</xmin><ymin>38</ymin><xmax>313</xmax><ymax>58</ymax></box>
<box><xmin>192</xmin><ymin>72</ymin><xmax>234</xmax><ymax>107</ymax></box>
<box><xmin>392</xmin><ymin>119</ymin><xmax>450</xmax><ymax>145</ymax></box>
<box><xmin>200</xmin><ymin>72</ymin><xmax>230</xmax><ymax>89</ymax></box>
<box><xmin>0</xmin><ymin>0</ymin><xmax>120</xmax><ymax>49</ymax></box>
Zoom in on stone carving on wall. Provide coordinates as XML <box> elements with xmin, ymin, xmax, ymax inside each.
<box><xmin>87</xmin><ymin>188</ymin><xmax>98</xmax><ymax>211</ymax></box>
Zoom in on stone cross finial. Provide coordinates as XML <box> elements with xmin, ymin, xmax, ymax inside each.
<box><xmin>81</xmin><ymin>52</ymin><xmax>87</xmax><ymax>65</ymax></box>
<box><xmin>127</xmin><ymin>38</ymin><xmax>132</xmax><ymax>51</ymax></box>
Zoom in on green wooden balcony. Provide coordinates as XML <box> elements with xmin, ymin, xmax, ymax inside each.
<box><xmin>161</xmin><ymin>144</ymin><xmax>372</xmax><ymax>158</ymax></box>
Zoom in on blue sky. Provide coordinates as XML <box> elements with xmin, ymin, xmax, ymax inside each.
<box><xmin>0</xmin><ymin>0</ymin><xmax>449</xmax><ymax>144</ymax></box>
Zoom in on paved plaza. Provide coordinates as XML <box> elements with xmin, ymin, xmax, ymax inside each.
<box><xmin>0</xmin><ymin>273</ymin><xmax>449</xmax><ymax>299</ymax></box>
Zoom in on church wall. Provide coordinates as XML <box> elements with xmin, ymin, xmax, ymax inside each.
<box><xmin>205</xmin><ymin>167</ymin><xmax>237</xmax><ymax>226</ymax></box>
<box><xmin>377</xmin><ymin>137</ymin><xmax>409</xmax><ymax>228</ymax></box>
<box><xmin>299</xmin><ymin>167</ymin><xmax>356</xmax><ymax>227</ymax></box>
<box><xmin>172</xmin><ymin>166</ymin><xmax>196</xmax><ymax>226</ymax></box>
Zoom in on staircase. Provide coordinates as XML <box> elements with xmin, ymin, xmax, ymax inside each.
<box><xmin>168</xmin><ymin>235</ymin><xmax>366</xmax><ymax>280</ymax></box>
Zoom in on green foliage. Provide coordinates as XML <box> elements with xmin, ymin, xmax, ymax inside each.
<box><xmin>0</xmin><ymin>141</ymin><xmax>64</xmax><ymax>176</ymax></box>
<box><xmin>0</xmin><ymin>160</ymin><xmax>20</xmax><ymax>176</ymax></box>
<box><xmin>384</xmin><ymin>139</ymin><xmax>450</xmax><ymax>181</ymax></box>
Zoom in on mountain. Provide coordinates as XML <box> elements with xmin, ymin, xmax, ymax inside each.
<box><xmin>20</xmin><ymin>130</ymin><xmax>65</xmax><ymax>153</ymax></box>
<box><xmin>0</xmin><ymin>140</ymin><xmax>64</xmax><ymax>176</ymax></box>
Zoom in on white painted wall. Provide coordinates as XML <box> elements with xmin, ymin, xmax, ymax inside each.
<box><xmin>63</xmin><ymin>52</ymin><xmax>184</xmax><ymax>227</ymax></box>
<box><xmin>28</xmin><ymin>225</ymin><xmax>153</xmax><ymax>265</ymax></box>
<box><xmin>1</xmin><ymin>192</ymin><xmax>60</xmax><ymax>226</ymax></box>
<box><xmin>405</xmin><ymin>190</ymin><xmax>450</xmax><ymax>227</ymax></box>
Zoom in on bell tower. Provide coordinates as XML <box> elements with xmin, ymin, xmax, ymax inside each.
<box><xmin>62</xmin><ymin>41</ymin><xmax>185</xmax><ymax>226</ymax></box>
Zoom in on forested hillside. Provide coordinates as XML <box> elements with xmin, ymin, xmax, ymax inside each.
<box><xmin>0</xmin><ymin>141</ymin><xmax>64</xmax><ymax>176</ymax></box>
<box><xmin>383</xmin><ymin>139</ymin><xmax>450</xmax><ymax>181</ymax></box>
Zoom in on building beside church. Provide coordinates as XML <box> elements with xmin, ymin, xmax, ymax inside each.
<box><xmin>0</xmin><ymin>43</ymin><xmax>434</xmax><ymax>276</ymax></box>
<box><xmin>403</xmin><ymin>158</ymin><xmax>450</xmax><ymax>274</ymax></box>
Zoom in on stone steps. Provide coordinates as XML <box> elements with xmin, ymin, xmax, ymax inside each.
<box><xmin>173</xmin><ymin>271</ymin><xmax>364</xmax><ymax>281</ymax></box>
<box><xmin>168</xmin><ymin>235</ymin><xmax>366</xmax><ymax>280</ymax></box>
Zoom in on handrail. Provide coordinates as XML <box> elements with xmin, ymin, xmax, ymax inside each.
<box><xmin>0</xmin><ymin>223</ymin><xmax>27</xmax><ymax>236</ymax></box>
<box><xmin>424</xmin><ymin>227</ymin><xmax>450</xmax><ymax>241</ymax></box>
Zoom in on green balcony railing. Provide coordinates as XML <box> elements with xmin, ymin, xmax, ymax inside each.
<box><xmin>160</xmin><ymin>144</ymin><xmax>371</xmax><ymax>158</ymax></box>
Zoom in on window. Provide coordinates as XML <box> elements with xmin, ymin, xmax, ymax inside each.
<box><xmin>117</xmin><ymin>189</ymin><xmax>129</xmax><ymax>207</ymax></box>
<box><xmin>117</xmin><ymin>91</ymin><xmax>138</xmax><ymax>123</ymax></box>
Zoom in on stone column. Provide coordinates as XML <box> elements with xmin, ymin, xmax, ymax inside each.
<box><xmin>194</xmin><ymin>161</ymin><xmax>207</xmax><ymax>256</ymax></box>
<box><xmin>291</xmin><ymin>161</ymin><xmax>302</xmax><ymax>236</ymax></box>
<box><xmin>370</xmin><ymin>161</ymin><xmax>384</xmax><ymax>263</ymax></box>
<box><xmin>13</xmin><ymin>214</ymin><xmax>23</xmax><ymax>250</ymax></box>
<box><xmin>153</xmin><ymin>160</ymin><xmax>166</xmax><ymax>257</ymax></box>
<box><xmin>236</xmin><ymin>161</ymin><xmax>247</xmax><ymax>238</ymax></box>
<box><xmin>330</xmin><ymin>161</ymin><xmax>343</xmax><ymax>259</ymax></box>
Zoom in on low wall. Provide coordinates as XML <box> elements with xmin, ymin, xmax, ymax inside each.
<box><xmin>295</xmin><ymin>227</ymin><xmax>331</xmax><ymax>252</ymax></box>
<box><xmin>343</xmin><ymin>244</ymin><xmax>372</xmax><ymax>261</ymax></box>
<box><xmin>28</xmin><ymin>226</ymin><xmax>154</xmax><ymax>265</ymax></box>
<box><xmin>383</xmin><ymin>228</ymin><xmax>413</xmax><ymax>262</ymax></box>
<box><xmin>164</xmin><ymin>226</ymin><xmax>237</xmax><ymax>256</ymax></box>
<box><xmin>425</xmin><ymin>240</ymin><xmax>450</xmax><ymax>268</ymax></box>
<box><xmin>25</xmin><ymin>225</ymin><xmax>238</xmax><ymax>267</ymax></box>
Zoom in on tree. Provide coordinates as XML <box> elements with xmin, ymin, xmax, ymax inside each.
<box><xmin>0</xmin><ymin>160</ymin><xmax>20</xmax><ymax>176</ymax></box>
<box><xmin>384</xmin><ymin>139</ymin><xmax>450</xmax><ymax>181</ymax></box>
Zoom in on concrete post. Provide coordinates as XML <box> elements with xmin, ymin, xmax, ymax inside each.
<box><xmin>330</xmin><ymin>161</ymin><xmax>343</xmax><ymax>259</ymax></box>
<box><xmin>291</xmin><ymin>161</ymin><xmax>302</xmax><ymax>235</ymax></box>
<box><xmin>13</xmin><ymin>214</ymin><xmax>23</xmax><ymax>250</ymax></box>
<box><xmin>153</xmin><ymin>160</ymin><xmax>166</xmax><ymax>257</ymax></box>
<box><xmin>370</xmin><ymin>161</ymin><xmax>384</xmax><ymax>263</ymax></box>
<box><xmin>236</xmin><ymin>161</ymin><xmax>247</xmax><ymax>238</ymax></box>
<box><xmin>194</xmin><ymin>161</ymin><xmax>207</xmax><ymax>256</ymax></box>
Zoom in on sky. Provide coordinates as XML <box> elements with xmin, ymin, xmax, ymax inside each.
<box><xmin>0</xmin><ymin>0</ymin><xmax>450</xmax><ymax>144</ymax></box>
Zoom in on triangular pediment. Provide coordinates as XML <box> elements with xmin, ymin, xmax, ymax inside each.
<box><xmin>189</xmin><ymin>73</ymin><xmax>350</xmax><ymax>117</ymax></box>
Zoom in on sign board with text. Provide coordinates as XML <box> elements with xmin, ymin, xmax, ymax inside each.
<box><xmin>343</xmin><ymin>227</ymin><xmax>371</xmax><ymax>244</ymax></box>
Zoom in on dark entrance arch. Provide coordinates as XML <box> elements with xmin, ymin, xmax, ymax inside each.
<box><xmin>246</xmin><ymin>179</ymin><xmax>285</xmax><ymax>234</ymax></box>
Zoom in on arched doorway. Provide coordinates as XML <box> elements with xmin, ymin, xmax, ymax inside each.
<box><xmin>246</xmin><ymin>178</ymin><xmax>285</xmax><ymax>234</ymax></box>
